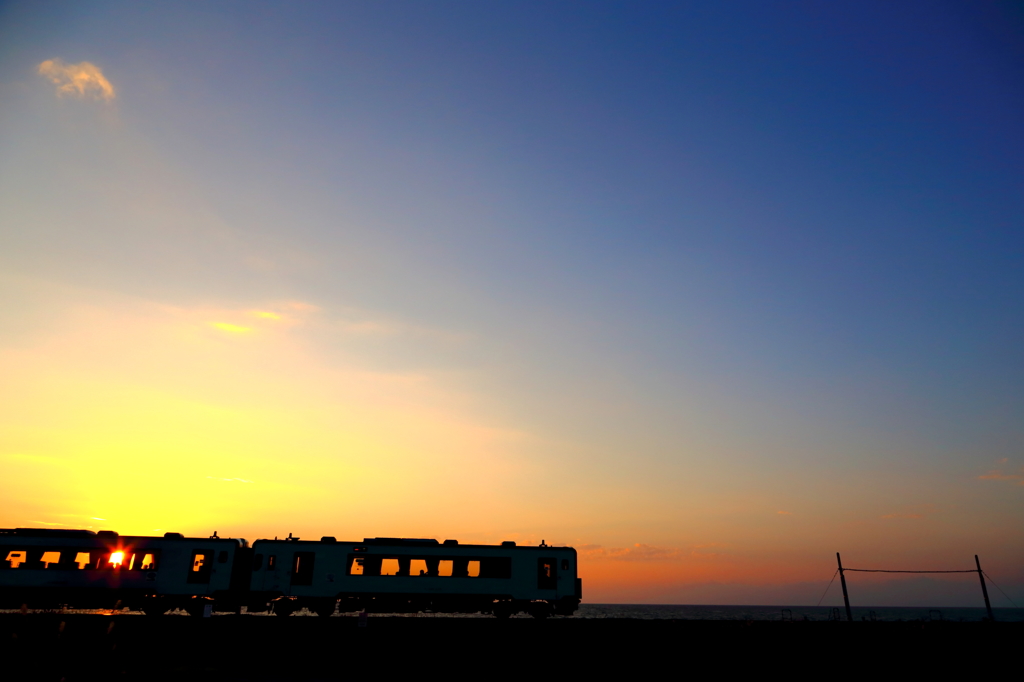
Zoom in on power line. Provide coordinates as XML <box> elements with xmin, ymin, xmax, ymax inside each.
<box><xmin>982</xmin><ymin>571</ymin><xmax>1020</xmax><ymax>608</ymax></box>
<box><xmin>816</xmin><ymin>569</ymin><xmax>839</xmax><ymax>607</ymax></box>
<box><xmin>839</xmin><ymin>565</ymin><xmax>974</xmax><ymax>569</ymax></box>
<box><xmin>835</xmin><ymin>554</ymin><xmax>1003</xmax><ymax>621</ymax></box>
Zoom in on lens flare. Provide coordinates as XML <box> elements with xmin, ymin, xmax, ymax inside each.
<box><xmin>109</xmin><ymin>551</ymin><xmax>124</xmax><ymax>567</ymax></box>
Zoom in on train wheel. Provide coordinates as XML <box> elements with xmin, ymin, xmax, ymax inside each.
<box><xmin>528</xmin><ymin>604</ymin><xmax>552</xmax><ymax>619</ymax></box>
<box><xmin>273</xmin><ymin>599</ymin><xmax>296</xmax><ymax>617</ymax></box>
<box><xmin>314</xmin><ymin>600</ymin><xmax>337</xmax><ymax>617</ymax></box>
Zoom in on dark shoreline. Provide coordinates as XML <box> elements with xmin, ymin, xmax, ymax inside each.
<box><xmin>3</xmin><ymin>613</ymin><xmax>1020</xmax><ymax>678</ymax></box>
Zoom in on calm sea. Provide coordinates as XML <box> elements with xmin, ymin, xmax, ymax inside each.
<box><xmin>574</xmin><ymin>603</ymin><xmax>1024</xmax><ymax>622</ymax></box>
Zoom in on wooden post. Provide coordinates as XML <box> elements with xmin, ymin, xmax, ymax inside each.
<box><xmin>975</xmin><ymin>555</ymin><xmax>995</xmax><ymax>621</ymax></box>
<box><xmin>837</xmin><ymin>552</ymin><xmax>853</xmax><ymax>622</ymax></box>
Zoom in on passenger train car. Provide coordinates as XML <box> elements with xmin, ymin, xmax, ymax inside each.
<box><xmin>0</xmin><ymin>528</ymin><xmax>250</xmax><ymax>616</ymax></box>
<box><xmin>0</xmin><ymin>528</ymin><xmax>581</xmax><ymax>618</ymax></box>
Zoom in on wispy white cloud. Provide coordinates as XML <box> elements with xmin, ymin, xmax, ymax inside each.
<box><xmin>37</xmin><ymin>59</ymin><xmax>115</xmax><ymax>101</ymax></box>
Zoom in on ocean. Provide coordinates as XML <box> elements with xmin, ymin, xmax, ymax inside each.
<box><xmin>576</xmin><ymin>603</ymin><xmax>1024</xmax><ymax>621</ymax></box>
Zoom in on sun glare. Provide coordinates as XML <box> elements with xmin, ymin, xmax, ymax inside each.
<box><xmin>108</xmin><ymin>551</ymin><xmax>124</xmax><ymax>567</ymax></box>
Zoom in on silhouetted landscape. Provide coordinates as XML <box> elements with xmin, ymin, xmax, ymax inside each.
<box><xmin>4</xmin><ymin>612</ymin><xmax>1022</xmax><ymax>678</ymax></box>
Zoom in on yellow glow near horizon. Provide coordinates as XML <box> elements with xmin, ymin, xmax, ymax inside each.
<box><xmin>0</xmin><ymin>294</ymin><xmax>536</xmax><ymax>540</ymax></box>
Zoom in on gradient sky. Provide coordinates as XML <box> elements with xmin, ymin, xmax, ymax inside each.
<box><xmin>1</xmin><ymin>1</ymin><xmax>1022</xmax><ymax>606</ymax></box>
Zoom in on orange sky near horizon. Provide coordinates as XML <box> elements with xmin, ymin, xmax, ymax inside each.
<box><xmin>1</xmin><ymin>279</ymin><xmax>1018</xmax><ymax>605</ymax></box>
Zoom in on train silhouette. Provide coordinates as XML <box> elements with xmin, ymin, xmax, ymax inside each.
<box><xmin>0</xmin><ymin>528</ymin><xmax>581</xmax><ymax>618</ymax></box>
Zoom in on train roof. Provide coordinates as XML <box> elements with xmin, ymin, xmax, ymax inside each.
<box><xmin>0</xmin><ymin>528</ymin><xmax>245</xmax><ymax>544</ymax></box>
<box><xmin>1</xmin><ymin>528</ymin><xmax>99</xmax><ymax>538</ymax></box>
<box><xmin>250</xmin><ymin>536</ymin><xmax>575</xmax><ymax>551</ymax></box>
<box><xmin>2</xmin><ymin>528</ymin><xmax>572</xmax><ymax>551</ymax></box>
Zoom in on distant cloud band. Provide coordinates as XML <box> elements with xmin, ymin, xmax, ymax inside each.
<box><xmin>37</xmin><ymin>59</ymin><xmax>115</xmax><ymax>101</ymax></box>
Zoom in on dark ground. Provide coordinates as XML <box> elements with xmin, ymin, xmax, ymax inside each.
<box><xmin>2</xmin><ymin>613</ymin><xmax>1018</xmax><ymax>679</ymax></box>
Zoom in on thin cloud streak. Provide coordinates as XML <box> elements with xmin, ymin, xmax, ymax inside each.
<box><xmin>978</xmin><ymin>468</ymin><xmax>1024</xmax><ymax>485</ymax></box>
<box><xmin>579</xmin><ymin>542</ymin><xmax>727</xmax><ymax>562</ymax></box>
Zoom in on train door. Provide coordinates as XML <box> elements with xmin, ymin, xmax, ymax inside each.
<box><xmin>291</xmin><ymin>551</ymin><xmax>315</xmax><ymax>586</ymax></box>
<box><xmin>537</xmin><ymin>557</ymin><xmax>556</xmax><ymax>590</ymax></box>
<box><xmin>267</xmin><ymin>552</ymin><xmax>281</xmax><ymax>590</ymax></box>
<box><xmin>186</xmin><ymin>549</ymin><xmax>213</xmax><ymax>584</ymax></box>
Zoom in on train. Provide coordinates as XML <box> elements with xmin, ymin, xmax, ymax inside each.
<box><xmin>0</xmin><ymin>528</ymin><xmax>581</xmax><ymax>618</ymax></box>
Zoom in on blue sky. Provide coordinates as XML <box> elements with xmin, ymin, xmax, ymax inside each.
<box><xmin>1</xmin><ymin>1</ymin><xmax>1022</xmax><ymax>604</ymax></box>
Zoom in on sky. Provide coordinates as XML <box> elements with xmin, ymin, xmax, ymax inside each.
<box><xmin>1</xmin><ymin>0</ymin><xmax>1022</xmax><ymax>607</ymax></box>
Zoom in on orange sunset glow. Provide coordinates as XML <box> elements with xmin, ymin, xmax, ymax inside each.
<box><xmin>1</xmin><ymin>1</ymin><xmax>1021</xmax><ymax>609</ymax></box>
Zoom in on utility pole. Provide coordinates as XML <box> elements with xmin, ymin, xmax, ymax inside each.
<box><xmin>837</xmin><ymin>552</ymin><xmax>853</xmax><ymax>622</ymax></box>
<box><xmin>975</xmin><ymin>555</ymin><xmax>995</xmax><ymax>621</ymax></box>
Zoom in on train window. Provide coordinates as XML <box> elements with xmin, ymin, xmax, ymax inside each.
<box><xmin>218</xmin><ymin>551</ymin><xmax>229</xmax><ymax>564</ymax></box>
<box><xmin>268</xmin><ymin>555</ymin><xmax>276</xmax><ymax>570</ymax></box>
<box><xmin>186</xmin><ymin>550</ymin><xmax>213</xmax><ymax>584</ymax></box>
<box><xmin>5</xmin><ymin>550</ymin><xmax>26</xmax><ymax>568</ymax></box>
<box><xmin>561</xmin><ymin>559</ymin><xmax>570</xmax><ymax>571</ymax></box>
<box><xmin>74</xmin><ymin>552</ymin><xmax>91</xmax><ymax>569</ymax></box>
<box><xmin>537</xmin><ymin>558</ymin><xmax>556</xmax><ymax>590</ymax></box>
<box><xmin>40</xmin><ymin>551</ymin><xmax>61</xmax><ymax>568</ymax></box>
<box><xmin>291</xmin><ymin>552</ymin><xmax>316</xmax><ymax>586</ymax></box>
<box><xmin>349</xmin><ymin>557</ymin><xmax>364</xmax><ymax>575</ymax></box>
<box><xmin>410</xmin><ymin>559</ymin><xmax>428</xmax><ymax>576</ymax></box>
<box><xmin>467</xmin><ymin>561</ymin><xmax>480</xmax><ymax>578</ymax></box>
<box><xmin>380</xmin><ymin>558</ymin><xmax>400</xmax><ymax>576</ymax></box>
<box><xmin>253</xmin><ymin>554</ymin><xmax>263</xmax><ymax>571</ymax></box>
<box><xmin>130</xmin><ymin>552</ymin><xmax>159</xmax><ymax>571</ymax></box>
<box><xmin>437</xmin><ymin>560</ymin><xmax>453</xmax><ymax>577</ymax></box>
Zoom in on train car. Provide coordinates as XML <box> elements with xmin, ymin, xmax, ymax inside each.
<box><xmin>248</xmin><ymin>536</ymin><xmax>581</xmax><ymax>618</ymax></box>
<box><xmin>0</xmin><ymin>528</ymin><xmax>251</xmax><ymax>615</ymax></box>
<box><xmin>2</xmin><ymin>528</ymin><xmax>583</xmax><ymax>618</ymax></box>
